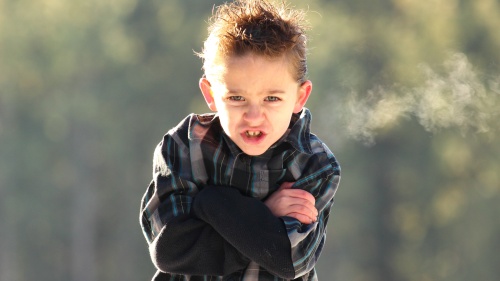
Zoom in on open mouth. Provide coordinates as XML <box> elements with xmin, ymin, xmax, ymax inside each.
<box><xmin>245</xmin><ymin>130</ymin><xmax>263</xmax><ymax>137</ymax></box>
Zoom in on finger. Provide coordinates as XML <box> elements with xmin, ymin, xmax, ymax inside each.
<box><xmin>287</xmin><ymin>202</ymin><xmax>318</xmax><ymax>219</ymax></box>
<box><xmin>280</xmin><ymin>198</ymin><xmax>318</xmax><ymax>218</ymax></box>
<box><xmin>281</xmin><ymin>189</ymin><xmax>316</xmax><ymax>205</ymax></box>
<box><xmin>287</xmin><ymin>212</ymin><xmax>316</xmax><ymax>224</ymax></box>
<box><xmin>274</xmin><ymin>191</ymin><xmax>317</xmax><ymax>215</ymax></box>
<box><xmin>285</xmin><ymin>197</ymin><xmax>317</xmax><ymax>213</ymax></box>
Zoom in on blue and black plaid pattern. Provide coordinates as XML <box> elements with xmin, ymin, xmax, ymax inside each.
<box><xmin>141</xmin><ymin>108</ymin><xmax>341</xmax><ymax>281</ymax></box>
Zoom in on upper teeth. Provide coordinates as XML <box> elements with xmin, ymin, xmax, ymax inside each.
<box><xmin>246</xmin><ymin>131</ymin><xmax>261</xmax><ymax>137</ymax></box>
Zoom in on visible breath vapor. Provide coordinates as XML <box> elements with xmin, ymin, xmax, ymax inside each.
<box><xmin>325</xmin><ymin>53</ymin><xmax>499</xmax><ymax>145</ymax></box>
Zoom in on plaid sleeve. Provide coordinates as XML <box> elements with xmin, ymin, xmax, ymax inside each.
<box><xmin>140</xmin><ymin>132</ymin><xmax>249</xmax><ymax>275</ymax></box>
<box><xmin>284</xmin><ymin>143</ymin><xmax>341</xmax><ymax>278</ymax></box>
<box><xmin>140</xmin><ymin>134</ymin><xmax>197</xmax><ymax>243</ymax></box>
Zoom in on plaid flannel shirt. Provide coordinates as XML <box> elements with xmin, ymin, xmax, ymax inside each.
<box><xmin>140</xmin><ymin>108</ymin><xmax>341</xmax><ymax>281</ymax></box>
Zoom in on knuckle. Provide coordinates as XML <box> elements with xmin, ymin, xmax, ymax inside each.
<box><xmin>298</xmin><ymin>205</ymin><xmax>309</xmax><ymax>212</ymax></box>
<box><xmin>297</xmin><ymin>190</ymin><xmax>315</xmax><ymax>201</ymax></box>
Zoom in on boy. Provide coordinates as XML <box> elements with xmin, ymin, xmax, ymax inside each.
<box><xmin>140</xmin><ymin>0</ymin><xmax>341</xmax><ymax>280</ymax></box>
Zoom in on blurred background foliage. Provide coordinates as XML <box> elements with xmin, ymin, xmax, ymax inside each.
<box><xmin>0</xmin><ymin>0</ymin><xmax>499</xmax><ymax>280</ymax></box>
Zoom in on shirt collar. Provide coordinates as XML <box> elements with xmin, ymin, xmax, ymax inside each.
<box><xmin>192</xmin><ymin>113</ymin><xmax>245</xmax><ymax>158</ymax></box>
<box><xmin>282</xmin><ymin>108</ymin><xmax>313</xmax><ymax>154</ymax></box>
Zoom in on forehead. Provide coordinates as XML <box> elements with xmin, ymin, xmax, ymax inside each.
<box><xmin>207</xmin><ymin>53</ymin><xmax>296</xmax><ymax>84</ymax></box>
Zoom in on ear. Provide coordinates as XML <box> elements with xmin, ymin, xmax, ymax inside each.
<box><xmin>293</xmin><ymin>80</ymin><xmax>312</xmax><ymax>113</ymax></box>
<box><xmin>199</xmin><ymin>77</ymin><xmax>217</xmax><ymax>111</ymax></box>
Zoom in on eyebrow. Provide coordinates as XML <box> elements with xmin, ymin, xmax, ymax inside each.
<box><xmin>227</xmin><ymin>89</ymin><xmax>287</xmax><ymax>95</ymax></box>
<box><xmin>267</xmin><ymin>90</ymin><xmax>286</xmax><ymax>94</ymax></box>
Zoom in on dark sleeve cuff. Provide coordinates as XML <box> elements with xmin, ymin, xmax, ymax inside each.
<box><xmin>192</xmin><ymin>186</ymin><xmax>295</xmax><ymax>279</ymax></box>
<box><xmin>150</xmin><ymin>214</ymin><xmax>249</xmax><ymax>275</ymax></box>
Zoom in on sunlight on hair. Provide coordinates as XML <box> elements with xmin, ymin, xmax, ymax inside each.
<box><xmin>197</xmin><ymin>0</ymin><xmax>309</xmax><ymax>83</ymax></box>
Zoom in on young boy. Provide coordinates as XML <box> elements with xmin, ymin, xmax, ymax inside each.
<box><xmin>140</xmin><ymin>0</ymin><xmax>341</xmax><ymax>280</ymax></box>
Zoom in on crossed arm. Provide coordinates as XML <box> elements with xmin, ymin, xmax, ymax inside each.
<box><xmin>142</xmin><ymin>179</ymin><xmax>317</xmax><ymax>278</ymax></box>
<box><xmin>140</xmin><ymin>139</ymin><xmax>338</xmax><ymax>278</ymax></box>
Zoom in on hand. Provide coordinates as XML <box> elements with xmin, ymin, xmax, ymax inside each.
<box><xmin>264</xmin><ymin>182</ymin><xmax>318</xmax><ymax>224</ymax></box>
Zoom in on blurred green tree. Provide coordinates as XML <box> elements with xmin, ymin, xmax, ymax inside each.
<box><xmin>0</xmin><ymin>0</ymin><xmax>498</xmax><ymax>280</ymax></box>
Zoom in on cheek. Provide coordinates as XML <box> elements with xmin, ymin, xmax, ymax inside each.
<box><xmin>266</xmin><ymin>111</ymin><xmax>289</xmax><ymax>130</ymax></box>
<box><xmin>276</xmin><ymin>117</ymin><xmax>291</xmax><ymax>133</ymax></box>
<box><xmin>217</xmin><ymin>110</ymin><xmax>237</xmax><ymax>134</ymax></box>
<box><xmin>270</xmin><ymin>104</ymin><xmax>295</xmax><ymax>121</ymax></box>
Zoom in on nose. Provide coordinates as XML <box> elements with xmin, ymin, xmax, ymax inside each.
<box><xmin>243</xmin><ymin>104</ymin><xmax>264</xmax><ymax>125</ymax></box>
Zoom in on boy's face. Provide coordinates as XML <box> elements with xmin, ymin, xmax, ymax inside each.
<box><xmin>200</xmin><ymin>54</ymin><xmax>312</xmax><ymax>156</ymax></box>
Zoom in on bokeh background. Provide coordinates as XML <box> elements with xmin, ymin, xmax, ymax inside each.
<box><xmin>1</xmin><ymin>0</ymin><xmax>499</xmax><ymax>280</ymax></box>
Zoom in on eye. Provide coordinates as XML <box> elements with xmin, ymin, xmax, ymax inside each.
<box><xmin>265</xmin><ymin>96</ymin><xmax>281</xmax><ymax>102</ymax></box>
<box><xmin>228</xmin><ymin>96</ymin><xmax>245</xmax><ymax>101</ymax></box>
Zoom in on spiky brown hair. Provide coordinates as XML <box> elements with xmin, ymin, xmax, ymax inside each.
<box><xmin>198</xmin><ymin>0</ymin><xmax>310</xmax><ymax>83</ymax></box>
